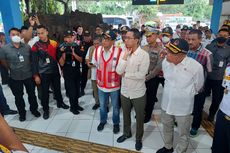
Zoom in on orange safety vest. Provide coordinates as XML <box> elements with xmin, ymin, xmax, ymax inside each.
<box><xmin>95</xmin><ymin>46</ymin><xmax>121</xmax><ymax>89</ymax></box>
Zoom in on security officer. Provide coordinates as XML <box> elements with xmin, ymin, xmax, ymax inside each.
<box><xmin>31</xmin><ymin>25</ymin><xmax>69</xmax><ymax>120</ymax></box>
<box><xmin>80</xmin><ymin>30</ymin><xmax>93</xmax><ymax>96</ymax></box>
<box><xmin>57</xmin><ymin>30</ymin><xmax>83</xmax><ymax>115</ymax></box>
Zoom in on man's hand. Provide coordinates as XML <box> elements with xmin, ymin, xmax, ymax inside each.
<box><xmin>29</xmin><ymin>17</ymin><xmax>35</xmax><ymax>27</ymax></box>
<box><xmin>60</xmin><ymin>46</ymin><xmax>65</xmax><ymax>52</ymax></box>
<box><xmin>34</xmin><ymin>76</ymin><xmax>41</xmax><ymax>85</ymax></box>
<box><xmin>123</xmin><ymin>48</ymin><xmax>131</xmax><ymax>61</ymax></box>
<box><xmin>34</xmin><ymin>15</ymin><xmax>40</xmax><ymax>25</ymax></box>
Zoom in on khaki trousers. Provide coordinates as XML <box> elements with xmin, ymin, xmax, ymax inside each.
<box><xmin>91</xmin><ymin>80</ymin><xmax>99</xmax><ymax>105</ymax></box>
<box><xmin>161</xmin><ymin>110</ymin><xmax>192</xmax><ymax>153</ymax></box>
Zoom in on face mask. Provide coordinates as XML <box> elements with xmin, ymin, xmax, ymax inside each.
<box><xmin>11</xmin><ymin>35</ymin><xmax>21</xmax><ymax>43</ymax></box>
<box><xmin>162</xmin><ymin>36</ymin><xmax>170</xmax><ymax>44</ymax></box>
<box><xmin>216</xmin><ymin>37</ymin><xmax>227</xmax><ymax>44</ymax></box>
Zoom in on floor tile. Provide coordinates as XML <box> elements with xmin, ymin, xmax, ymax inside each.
<box><xmin>196</xmin><ymin>149</ymin><xmax>211</xmax><ymax>153</ymax></box>
<box><xmin>46</xmin><ymin>119</ymin><xmax>72</xmax><ymax>134</ymax></box>
<box><xmin>142</xmin><ymin>132</ymin><xmax>164</xmax><ymax>149</ymax></box>
<box><xmin>26</xmin><ymin>119</ymin><xmax>50</xmax><ymax>132</ymax></box>
<box><xmin>68</xmin><ymin>120</ymin><xmax>93</xmax><ymax>133</ymax></box>
<box><xmin>89</xmin><ymin>132</ymin><xmax>114</xmax><ymax>146</ymax></box>
<box><xmin>190</xmin><ymin>131</ymin><xmax>212</xmax><ymax>149</ymax></box>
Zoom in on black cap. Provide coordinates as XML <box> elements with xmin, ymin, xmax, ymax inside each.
<box><xmin>83</xmin><ymin>30</ymin><xmax>91</xmax><ymax>36</ymax></box>
<box><xmin>63</xmin><ymin>30</ymin><xmax>74</xmax><ymax>37</ymax></box>
<box><xmin>120</xmin><ymin>26</ymin><xmax>130</xmax><ymax>32</ymax></box>
<box><xmin>102</xmin><ymin>30</ymin><xmax>116</xmax><ymax>40</ymax></box>
<box><xmin>166</xmin><ymin>38</ymin><xmax>189</xmax><ymax>54</ymax></box>
<box><xmin>162</xmin><ymin>27</ymin><xmax>173</xmax><ymax>36</ymax></box>
<box><xmin>181</xmin><ymin>25</ymin><xmax>189</xmax><ymax>31</ymax></box>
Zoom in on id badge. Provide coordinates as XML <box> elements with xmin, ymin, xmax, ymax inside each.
<box><xmin>46</xmin><ymin>58</ymin><xmax>50</xmax><ymax>64</ymax></box>
<box><xmin>72</xmin><ymin>61</ymin><xmax>76</xmax><ymax>67</ymax></box>
<box><xmin>219</xmin><ymin>61</ymin><xmax>224</xmax><ymax>67</ymax></box>
<box><xmin>19</xmin><ymin>55</ymin><xmax>24</xmax><ymax>62</ymax></box>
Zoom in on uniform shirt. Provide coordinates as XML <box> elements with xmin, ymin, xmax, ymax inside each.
<box><xmin>220</xmin><ymin>64</ymin><xmax>230</xmax><ymax>116</ymax></box>
<box><xmin>57</xmin><ymin>42</ymin><xmax>82</xmax><ymax>75</ymax></box>
<box><xmin>0</xmin><ymin>43</ymin><xmax>33</xmax><ymax>80</ymax></box>
<box><xmin>161</xmin><ymin>57</ymin><xmax>204</xmax><ymax>116</ymax></box>
<box><xmin>116</xmin><ymin>46</ymin><xmax>150</xmax><ymax>99</ymax></box>
<box><xmin>202</xmin><ymin>37</ymin><xmax>213</xmax><ymax>47</ymax></box>
<box><xmin>206</xmin><ymin>42</ymin><xmax>230</xmax><ymax>80</ymax></box>
<box><xmin>187</xmin><ymin>44</ymin><xmax>213</xmax><ymax>78</ymax></box>
<box><xmin>142</xmin><ymin>44</ymin><xmax>163</xmax><ymax>81</ymax></box>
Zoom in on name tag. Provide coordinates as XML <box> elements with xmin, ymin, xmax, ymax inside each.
<box><xmin>46</xmin><ymin>58</ymin><xmax>50</xmax><ymax>64</ymax></box>
<box><xmin>219</xmin><ymin>61</ymin><xmax>224</xmax><ymax>67</ymax></box>
<box><xmin>72</xmin><ymin>61</ymin><xmax>76</xmax><ymax>67</ymax></box>
<box><xmin>19</xmin><ymin>55</ymin><xmax>24</xmax><ymax>62</ymax></box>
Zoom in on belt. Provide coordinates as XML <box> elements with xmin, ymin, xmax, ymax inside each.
<box><xmin>225</xmin><ymin>115</ymin><xmax>230</xmax><ymax>121</ymax></box>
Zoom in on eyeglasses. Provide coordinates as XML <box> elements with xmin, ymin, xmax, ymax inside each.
<box><xmin>124</xmin><ymin>36</ymin><xmax>135</xmax><ymax>40</ymax></box>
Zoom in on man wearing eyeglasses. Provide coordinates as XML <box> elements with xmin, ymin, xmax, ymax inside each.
<box><xmin>156</xmin><ymin>38</ymin><xmax>204</xmax><ymax>153</ymax></box>
<box><xmin>93</xmin><ymin>30</ymin><xmax>121</xmax><ymax>134</ymax></box>
<box><xmin>116</xmin><ymin>28</ymin><xmax>150</xmax><ymax>151</ymax></box>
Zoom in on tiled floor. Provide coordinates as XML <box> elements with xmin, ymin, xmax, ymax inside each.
<box><xmin>2</xmin><ymin>79</ymin><xmax>212</xmax><ymax>153</ymax></box>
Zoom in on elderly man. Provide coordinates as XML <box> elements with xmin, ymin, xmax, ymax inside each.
<box><xmin>157</xmin><ymin>38</ymin><xmax>204</xmax><ymax>153</ymax></box>
<box><xmin>116</xmin><ymin>28</ymin><xmax>150</xmax><ymax>151</ymax></box>
<box><xmin>93</xmin><ymin>30</ymin><xmax>121</xmax><ymax>134</ymax></box>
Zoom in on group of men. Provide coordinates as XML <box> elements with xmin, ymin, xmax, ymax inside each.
<box><xmin>0</xmin><ymin>14</ymin><xmax>230</xmax><ymax>152</ymax></box>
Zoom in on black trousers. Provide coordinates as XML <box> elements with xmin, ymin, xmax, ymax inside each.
<box><xmin>205</xmin><ymin>79</ymin><xmax>224</xmax><ymax>117</ymax></box>
<box><xmin>9</xmin><ymin>77</ymin><xmax>38</xmax><ymax>117</ymax></box>
<box><xmin>80</xmin><ymin>63</ymin><xmax>88</xmax><ymax>93</ymax></box>
<box><xmin>145</xmin><ymin>77</ymin><xmax>164</xmax><ymax>120</ymax></box>
<box><xmin>63</xmin><ymin>69</ymin><xmax>81</xmax><ymax>109</ymax></box>
<box><xmin>191</xmin><ymin>91</ymin><xmax>206</xmax><ymax>130</ymax></box>
<box><xmin>212</xmin><ymin>110</ymin><xmax>230</xmax><ymax>153</ymax></box>
<box><xmin>0</xmin><ymin>65</ymin><xmax>9</xmax><ymax>85</ymax></box>
<box><xmin>40</xmin><ymin>72</ymin><xmax>64</xmax><ymax>112</ymax></box>
<box><xmin>0</xmin><ymin>84</ymin><xmax>10</xmax><ymax>116</ymax></box>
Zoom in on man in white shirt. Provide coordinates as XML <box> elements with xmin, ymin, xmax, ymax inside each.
<box><xmin>93</xmin><ymin>30</ymin><xmax>122</xmax><ymax>134</ymax></box>
<box><xmin>156</xmin><ymin>38</ymin><xmax>204</xmax><ymax>153</ymax></box>
<box><xmin>212</xmin><ymin>64</ymin><xmax>230</xmax><ymax>153</ymax></box>
<box><xmin>116</xmin><ymin>28</ymin><xmax>150</xmax><ymax>151</ymax></box>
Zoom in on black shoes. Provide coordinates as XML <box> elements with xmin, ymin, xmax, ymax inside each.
<box><xmin>113</xmin><ymin>124</ymin><xmax>120</xmax><ymax>134</ymax></box>
<box><xmin>19</xmin><ymin>116</ymin><xmax>26</xmax><ymax>122</ymax></box>
<box><xmin>156</xmin><ymin>147</ymin><xmax>174</xmax><ymax>153</ymax></box>
<box><xmin>43</xmin><ymin>111</ymin><xmax>49</xmax><ymax>120</ymax></box>
<box><xmin>92</xmin><ymin>104</ymin><xmax>100</xmax><ymax>110</ymax></box>
<box><xmin>57</xmin><ymin>103</ymin><xmax>69</xmax><ymax>109</ymax></box>
<box><xmin>135</xmin><ymin>140</ymin><xmax>142</xmax><ymax>151</ymax></box>
<box><xmin>70</xmin><ymin>108</ymin><xmax>80</xmax><ymax>115</ymax></box>
<box><xmin>31</xmin><ymin>110</ymin><xmax>41</xmax><ymax>117</ymax></box>
<box><xmin>4</xmin><ymin>109</ymin><xmax>18</xmax><ymax>115</ymax></box>
<box><xmin>117</xmin><ymin>133</ymin><xmax>132</xmax><ymax>143</ymax></box>
<box><xmin>76</xmin><ymin>105</ymin><xmax>84</xmax><ymax>111</ymax></box>
<box><xmin>97</xmin><ymin>122</ymin><xmax>106</xmax><ymax>131</ymax></box>
<box><xmin>144</xmin><ymin>117</ymin><xmax>151</xmax><ymax>123</ymax></box>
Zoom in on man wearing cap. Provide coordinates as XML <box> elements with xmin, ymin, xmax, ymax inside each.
<box><xmin>115</xmin><ymin>26</ymin><xmax>130</xmax><ymax>51</ymax></box>
<box><xmin>180</xmin><ymin>25</ymin><xmax>189</xmax><ymax>40</ymax></box>
<box><xmin>161</xmin><ymin>27</ymin><xmax>173</xmax><ymax>45</ymax></box>
<box><xmin>31</xmin><ymin>25</ymin><xmax>69</xmax><ymax>120</ymax></box>
<box><xmin>79</xmin><ymin>30</ymin><xmax>93</xmax><ymax>96</ymax></box>
<box><xmin>173</xmin><ymin>25</ymin><xmax>181</xmax><ymax>39</ymax></box>
<box><xmin>57</xmin><ymin>30</ymin><xmax>83</xmax><ymax>115</ymax></box>
<box><xmin>116</xmin><ymin>28</ymin><xmax>150</xmax><ymax>151</ymax></box>
<box><xmin>93</xmin><ymin>30</ymin><xmax>121</xmax><ymax>134</ymax></box>
<box><xmin>157</xmin><ymin>38</ymin><xmax>204</xmax><ymax>153</ymax></box>
<box><xmin>142</xmin><ymin>27</ymin><xmax>164</xmax><ymax>123</ymax></box>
